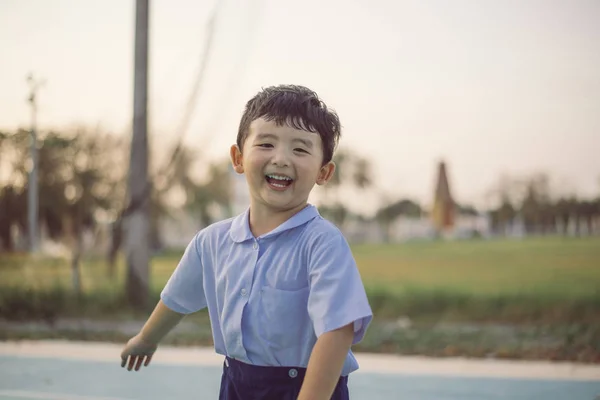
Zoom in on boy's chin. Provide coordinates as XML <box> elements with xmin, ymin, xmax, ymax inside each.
<box><xmin>261</xmin><ymin>196</ymin><xmax>308</xmax><ymax>211</ymax></box>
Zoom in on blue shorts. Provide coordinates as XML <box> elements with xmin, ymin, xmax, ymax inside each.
<box><xmin>219</xmin><ymin>357</ymin><xmax>350</xmax><ymax>400</ymax></box>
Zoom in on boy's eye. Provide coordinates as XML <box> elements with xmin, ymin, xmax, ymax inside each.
<box><xmin>294</xmin><ymin>148</ymin><xmax>309</xmax><ymax>154</ymax></box>
<box><xmin>258</xmin><ymin>143</ymin><xmax>273</xmax><ymax>148</ymax></box>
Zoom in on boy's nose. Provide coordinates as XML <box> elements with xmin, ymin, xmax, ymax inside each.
<box><xmin>271</xmin><ymin>150</ymin><xmax>290</xmax><ymax>167</ymax></box>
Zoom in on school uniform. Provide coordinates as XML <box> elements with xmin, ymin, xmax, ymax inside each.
<box><xmin>161</xmin><ymin>204</ymin><xmax>373</xmax><ymax>399</ymax></box>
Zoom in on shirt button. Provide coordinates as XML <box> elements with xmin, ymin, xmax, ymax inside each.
<box><xmin>288</xmin><ymin>368</ymin><xmax>298</xmax><ymax>378</ymax></box>
<box><xmin>241</xmin><ymin>288</ymin><xmax>247</xmax><ymax>296</ymax></box>
<box><xmin>253</xmin><ymin>241</ymin><xmax>258</xmax><ymax>250</ymax></box>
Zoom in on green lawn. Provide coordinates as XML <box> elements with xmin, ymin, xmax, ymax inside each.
<box><xmin>353</xmin><ymin>236</ymin><xmax>600</xmax><ymax>298</ymax></box>
<box><xmin>1</xmin><ymin>236</ymin><xmax>599</xmax><ymax>322</ymax></box>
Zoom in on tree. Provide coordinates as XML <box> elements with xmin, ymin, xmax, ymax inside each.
<box><xmin>319</xmin><ymin>203</ymin><xmax>349</xmax><ymax>228</ymax></box>
<box><xmin>579</xmin><ymin>200</ymin><xmax>597</xmax><ymax>235</ymax></box>
<box><xmin>0</xmin><ymin>129</ymin><xmax>124</xmax><ymax>253</ymax></box>
<box><xmin>319</xmin><ymin>147</ymin><xmax>373</xmax><ymax>227</ymax></box>
<box><xmin>192</xmin><ymin>159</ymin><xmax>232</xmax><ymax>225</ymax></box>
<box><xmin>63</xmin><ymin>129</ymin><xmax>126</xmax><ymax>295</ymax></box>
<box><xmin>520</xmin><ymin>173</ymin><xmax>553</xmax><ymax>234</ymax></box>
<box><xmin>375</xmin><ymin>199</ymin><xmax>422</xmax><ymax>242</ymax></box>
<box><xmin>0</xmin><ymin>185</ymin><xmax>26</xmax><ymax>251</ymax></box>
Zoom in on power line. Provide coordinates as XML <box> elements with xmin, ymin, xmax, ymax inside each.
<box><xmin>154</xmin><ymin>0</ymin><xmax>225</xmax><ymax>182</ymax></box>
<box><xmin>199</xmin><ymin>0</ymin><xmax>264</xmax><ymax>148</ymax></box>
<box><xmin>159</xmin><ymin>0</ymin><xmax>263</xmax><ymax>178</ymax></box>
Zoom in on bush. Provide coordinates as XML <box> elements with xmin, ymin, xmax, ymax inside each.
<box><xmin>1</xmin><ymin>282</ymin><xmax>599</xmax><ymax>326</ymax></box>
<box><xmin>365</xmin><ymin>285</ymin><xmax>600</xmax><ymax>324</ymax></box>
<box><xmin>0</xmin><ymin>284</ymin><xmax>161</xmax><ymax>321</ymax></box>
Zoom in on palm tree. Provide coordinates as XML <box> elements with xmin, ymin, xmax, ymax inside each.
<box><xmin>319</xmin><ymin>147</ymin><xmax>374</xmax><ymax>227</ymax></box>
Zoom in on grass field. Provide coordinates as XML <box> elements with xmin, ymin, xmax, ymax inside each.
<box><xmin>1</xmin><ymin>236</ymin><xmax>599</xmax><ymax>361</ymax></box>
<box><xmin>1</xmin><ymin>236</ymin><xmax>599</xmax><ymax>320</ymax></box>
<box><xmin>355</xmin><ymin>237</ymin><xmax>600</xmax><ymax>296</ymax></box>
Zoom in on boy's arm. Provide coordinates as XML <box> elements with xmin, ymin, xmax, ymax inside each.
<box><xmin>302</xmin><ymin>232</ymin><xmax>373</xmax><ymax>396</ymax></box>
<box><xmin>138</xmin><ymin>299</ymin><xmax>186</xmax><ymax>343</ymax></box>
<box><xmin>120</xmin><ymin>300</ymin><xmax>185</xmax><ymax>371</ymax></box>
<box><xmin>121</xmin><ymin>231</ymin><xmax>207</xmax><ymax>371</ymax></box>
<box><xmin>297</xmin><ymin>323</ymin><xmax>354</xmax><ymax>400</ymax></box>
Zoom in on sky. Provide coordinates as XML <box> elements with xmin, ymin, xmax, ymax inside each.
<box><xmin>1</xmin><ymin>0</ymin><xmax>599</xmax><ymax>215</ymax></box>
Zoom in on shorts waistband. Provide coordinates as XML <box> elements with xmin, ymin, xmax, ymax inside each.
<box><xmin>224</xmin><ymin>357</ymin><xmax>307</xmax><ymax>383</ymax></box>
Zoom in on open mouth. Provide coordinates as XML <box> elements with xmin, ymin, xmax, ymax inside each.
<box><xmin>265</xmin><ymin>174</ymin><xmax>293</xmax><ymax>189</ymax></box>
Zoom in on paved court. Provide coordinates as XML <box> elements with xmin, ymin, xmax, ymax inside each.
<box><xmin>0</xmin><ymin>341</ymin><xmax>598</xmax><ymax>400</ymax></box>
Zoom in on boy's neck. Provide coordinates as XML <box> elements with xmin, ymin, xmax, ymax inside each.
<box><xmin>248</xmin><ymin>201</ymin><xmax>309</xmax><ymax>238</ymax></box>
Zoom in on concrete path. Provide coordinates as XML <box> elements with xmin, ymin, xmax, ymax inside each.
<box><xmin>0</xmin><ymin>341</ymin><xmax>598</xmax><ymax>400</ymax></box>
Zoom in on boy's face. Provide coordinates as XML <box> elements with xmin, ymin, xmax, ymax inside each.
<box><xmin>230</xmin><ymin>117</ymin><xmax>335</xmax><ymax>215</ymax></box>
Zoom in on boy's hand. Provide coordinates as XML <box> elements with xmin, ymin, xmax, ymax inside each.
<box><xmin>119</xmin><ymin>300</ymin><xmax>185</xmax><ymax>371</ymax></box>
<box><xmin>120</xmin><ymin>334</ymin><xmax>158</xmax><ymax>371</ymax></box>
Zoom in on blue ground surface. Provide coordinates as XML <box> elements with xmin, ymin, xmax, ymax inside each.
<box><xmin>0</xmin><ymin>356</ymin><xmax>599</xmax><ymax>399</ymax></box>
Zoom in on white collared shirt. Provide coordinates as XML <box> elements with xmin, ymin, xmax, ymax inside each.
<box><xmin>161</xmin><ymin>204</ymin><xmax>373</xmax><ymax>376</ymax></box>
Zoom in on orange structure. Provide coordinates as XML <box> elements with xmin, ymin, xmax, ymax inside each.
<box><xmin>431</xmin><ymin>161</ymin><xmax>455</xmax><ymax>233</ymax></box>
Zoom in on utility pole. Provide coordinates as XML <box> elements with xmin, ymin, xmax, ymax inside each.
<box><xmin>125</xmin><ymin>0</ymin><xmax>151</xmax><ymax>309</ymax></box>
<box><xmin>26</xmin><ymin>73</ymin><xmax>44</xmax><ymax>253</ymax></box>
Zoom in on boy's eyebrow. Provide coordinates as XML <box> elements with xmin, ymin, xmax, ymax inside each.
<box><xmin>255</xmin><ymin>133</ymin><xmax>278</xmax><ymax>141</ymax></box>
<box><xmin>256</xmin><ymin>133</ymin><xmax>314</xmax><ymax>148</ymax></box>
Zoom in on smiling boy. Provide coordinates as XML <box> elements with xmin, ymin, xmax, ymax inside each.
<box><xmin>120</xmin><ymin>85</ymin><xmax>373</xmax><ymax>399</ymax></box>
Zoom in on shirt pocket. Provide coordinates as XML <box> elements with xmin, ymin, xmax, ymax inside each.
<box><xmin>259</xmin><ymin>285</ymin><xmax>311</xmax><ymax>350</ymax></box>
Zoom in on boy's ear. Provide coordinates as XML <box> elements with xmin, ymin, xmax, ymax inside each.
<box><xmin>230</xmin><ymin>144</ymin><xmax>244</xmax><ymax>174</ymax></box>
<box><xmin>316</xmin><ymin>161</ymin><xmax>336</xmax><ymax>185</ymax></box>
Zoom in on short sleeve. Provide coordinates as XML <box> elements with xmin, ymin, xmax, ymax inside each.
<box><xmin>160</xmin><ymin>232</ymin><xmax>207</xmax><ymax>314</ymax></box>
<box><xmin>307</xmin><ymin>232</ymin><xmax>373</xmax><ymax>345</ymax></box>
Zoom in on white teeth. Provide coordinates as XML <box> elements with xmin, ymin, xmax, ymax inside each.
<box><xmin>267</xmin><ymin>174</ymin><xmax>292</xmax><ymax>181</ymax></box>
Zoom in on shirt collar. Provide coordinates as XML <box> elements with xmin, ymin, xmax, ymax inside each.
<box><xmin>229</xmin><ymin>204</ymin><xmax>320</xmax><ymax>243</ymax></box>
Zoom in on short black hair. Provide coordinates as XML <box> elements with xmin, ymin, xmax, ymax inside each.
<box><xmin>236</xmin><ymin>84</ymin><xmax>341</xmax><ymax>164</ymax></box>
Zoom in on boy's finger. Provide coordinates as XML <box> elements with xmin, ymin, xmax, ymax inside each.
<box><xmin>134</xmin><ymin>356</ymin><xmax>144</xmax><ymax>371</ymax></box>
<box><xmin>128</xmin><ymin>355</ymin><xmax>136</xmax><ymax>371</ymax></box>
<box><xmin>121</xmin><ymin>356</ymin><xmax>128</xmax><ymax>368</ymax></box>
<box><xmin>144</xmin><ymin>355</ymin><xmax>152</xmax><ymax>366</ymax></box>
